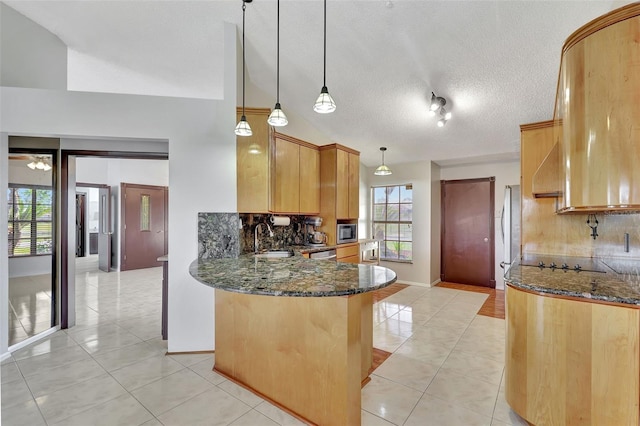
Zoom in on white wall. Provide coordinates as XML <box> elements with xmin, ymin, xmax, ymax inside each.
<box><xmin>366</xmin><ymin>160</ymin><xmax>434</xmax><ymax>286</ymax></box>
<box><xmin>0</xmin><ymin>21</ymin><xmax>238</xmax><ymax>353</ymax></box>
<box><xmin>1</xmin><ymin>133</ymin><xmax>9</xmax><ymax>355</ymax></box>
<box><xmin>0</xmin><ymin>3</ymin><xmax>67</xmax><ymax>90</ymax></box>
<box><xmin>439</xmin><ymin>160</ymin><xmax>520</xmax><ymax>289</ymax></box>
<box><xmin>430</xmin><ymin>163</ymin><xmax>441</xmax><ymax>284</ymax></box>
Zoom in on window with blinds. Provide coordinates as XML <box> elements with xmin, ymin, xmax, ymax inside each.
<box><xmin>7</xmin><ymin>186</ymin><xmax>53</xmax><ymax>257</ymax></box>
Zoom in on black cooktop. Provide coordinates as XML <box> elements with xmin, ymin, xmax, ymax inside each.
<box><xmin>520</xmin><ymin>254</ymin><xmax>607</xmax><ymax>273</ymax></box>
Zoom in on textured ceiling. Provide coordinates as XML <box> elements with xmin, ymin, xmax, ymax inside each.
<box><xmin>4</xmin><ymin>0</ymin><xmax>620</xmax><ymax>167</ymax></box>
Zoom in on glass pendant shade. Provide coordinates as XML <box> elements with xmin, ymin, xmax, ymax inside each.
<box><xmin>235</xmin><ymin>115</ymin><xmax>253</xmax><ymax>136</ymax></box>
<box><xmin>313</xmin><ymin>86</ymin><xmax>336</xmax><ymax>113</ymax></box>
<box><xmin>268</xmin><ymin>103</ymin><xmax>288</xmax><ymax>127</ymax></box>
<box><xmin>27</xmin><ymin>161</ymin><xmax>37</xmax><ymax>170</ymax></box>
<box><xmin>374</xmin><ymin>164</ymin><xmax>392</xmax><ymax>176</ymax></box>
<box><xmin>374</xmin><ymin>147</ymin><xmax>392</xmax><ymax>176</ymax></box>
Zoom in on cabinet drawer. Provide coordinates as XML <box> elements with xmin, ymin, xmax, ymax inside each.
<box><xmin>336</xmin><ymin>243</ymin><xmax>359</xmax><ymax>259</ymax></box>
<box><xmin>338</xmin><ymin>254</ymin><xmax>360</xmax><ymax>264</ymax></box>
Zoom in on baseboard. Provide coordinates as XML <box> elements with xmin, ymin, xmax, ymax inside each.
<box><xmin>1</xmin><ymin>351</ymin><xmax>12</xmax><ymax>362</ymax></box>
<box><xmin>8</xmin><ymin>326</ymin><xmax>59</xmax><ymax>353</ymax></box>
<box><xmin>430</xmin><ymin>278</ymin><xmax>441</xmax><ymax>287</ymax></box>
<box><xmin>395</xmin><ymin>280</ymin><xmax>431</xmax><ymax>288</ymax></box>
<box><xmin>166</xmin><ymin>350</ymin><xmax>215</xmax><ymax>355</ymax></box>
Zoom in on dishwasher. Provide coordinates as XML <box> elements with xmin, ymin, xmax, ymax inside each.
<box><xmin>309</xmin><ymin>248</ymin><xmax>337</xmax><ymax>261</ymax></box>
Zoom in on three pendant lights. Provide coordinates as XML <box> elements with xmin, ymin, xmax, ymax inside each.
<box><xmin>235</xmin><ymin>0</ymin><xmax>335</xmax><ymax>136</ymax></box>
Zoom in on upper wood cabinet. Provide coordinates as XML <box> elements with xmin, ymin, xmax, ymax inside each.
<box><xmin>555</xmin><ymin>4</ymin><xmax>640</xmax><ymax>212</ymax></box>
<box><xmin>321</xmin><ymin>144</ymin><xmax>360</xmax><ymax>221</ymax></box>
<box><xmin>236</xmin><ymin>108</ymin><xmax>320</xmax><ymax>214</ymax></box>
<box><xmin>319</xmin><ymin>144</ymin><xmax>360</xmax><ymax>246</ymax></box>
<box><xmin>299</xmin><ymin>144</ymin><xmax>320</xmax><ymax>214</ymax></box>
<box><xmin>272</xmin><ymin>133</ymin><xmax>320</xmax><ymax>215</ymax></box>
<box><xmin>237</xmin><ymin>108</ymin><xmax>271</xmax><ymax>213</ymax></box>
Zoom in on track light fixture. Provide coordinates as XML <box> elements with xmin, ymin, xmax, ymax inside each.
<box><xmin>374</xmin><ymin>147</ymin><xmax>392</xmax><ymax>176</ymax></box>
<box><xmin>428</xmin><ymin>92</ymin><xmax>452</xmax><ymax>127</ymax></box>
<box><xmin>313</xmin><ymin>0</ymin><xmax>336</xmax><ymax>114</ymax></box>
<box><xmin>235</xmin><ymin>0</ymin><xmax>253</xmax><ymax>137</ymax></box>
<box><xmin>268</xmin><ymin>0</ymin><xmax>288</xmax><ymax>127</ymax></box>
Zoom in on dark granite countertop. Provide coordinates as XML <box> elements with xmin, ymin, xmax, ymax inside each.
<box><xmin>189</xmin><ymin>252</ymin><xmax>397</xmax><ymax>297</ymax></box>
<box><xmin>505</xmin><ymin>255</ymin><xmax>640</xmax><ymax>305</ymax></box>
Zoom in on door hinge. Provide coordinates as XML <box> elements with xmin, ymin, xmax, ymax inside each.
<box><xmin>124</xmin><ymin>254</ymin><xmax>127</xmax><ymax>260</ymax></box>
<box><xmin>124</xmin><ymin>224</ymin><xmax>126</xmax><ymax>230</ymax></box>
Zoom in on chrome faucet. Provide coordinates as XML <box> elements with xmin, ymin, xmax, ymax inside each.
<box><xmin>254</xmin><ymin>222</ymin><xmax>274</xmax><ymax>253</ymax></box>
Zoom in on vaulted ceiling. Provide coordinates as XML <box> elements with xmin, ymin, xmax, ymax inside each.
<box><xmin>4</xmin><ymin>1</ymin><xmax>621</xmax><ymax>167</ymax></box>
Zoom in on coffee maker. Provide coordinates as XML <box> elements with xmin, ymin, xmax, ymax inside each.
<box><xmin>304</xmin><ymin>217</ymin><xmax>326</xmax><ymax>247</ymax></box>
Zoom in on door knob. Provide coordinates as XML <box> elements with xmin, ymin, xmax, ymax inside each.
<box><xmin>483</xmin><ymin>237</ymin><xmax>489</xmax><ymax>242</ymax></box>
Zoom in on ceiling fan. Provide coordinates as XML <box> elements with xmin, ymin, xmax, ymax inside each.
<box><xmin>9</xmin><ymin>154</ymin><xmax>53</xmax><ymax>171</ymax></box>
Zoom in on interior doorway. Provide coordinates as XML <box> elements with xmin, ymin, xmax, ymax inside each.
<box><xmin>61</xmin><ymin>151</ymin><xmax>168</xmax><ymax>329</ymax></box>
<box><xmin>441</xmin><ymin>177</ymin><xmax>495</xmax><ymax>288</ymax></box>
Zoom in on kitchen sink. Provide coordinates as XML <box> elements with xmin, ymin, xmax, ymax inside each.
<box><xmin>253</xmin><ymin>250</ymin><xmax>294</xmax><ymax>258</ymax></box>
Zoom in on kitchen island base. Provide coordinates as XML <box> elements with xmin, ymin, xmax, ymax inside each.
<box><xmin>505</xmin><ymin>285</ymin><xmax>639</xmax><ymax>425</ymax></box>
<box><xmin>214</xmin><ymin>289</ymin><xmax>373</xmax><ymax>426</ymax></box>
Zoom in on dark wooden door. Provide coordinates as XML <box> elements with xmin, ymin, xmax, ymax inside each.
<box><xmin>121</xmin><ymin>183</ymin><xmax>168</xmax><ymax>271</ymax></box>
<box><xmin>98</xmin><ymin>186</ymin><xmax>112</xmax><ymax>272</ymax></box>
<box><xmin>441</xmin><ymin>177</ymin><xmax>495</xmax><ymax>288</ymax></box>
<box><xmin>75</xmin><ymin>193</ymin><xmax>86</xmax><ymax>257</ymax></box>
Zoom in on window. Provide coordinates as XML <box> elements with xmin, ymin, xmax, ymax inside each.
<box><xmin>372</xmin><ymin>184</ymin><xmax>412</xmax><ymax>261</ymax></box>
<box><xmin>7</xmin><ymin>186</ymin><xmax>53</xmax><ymax>257</ymax></box>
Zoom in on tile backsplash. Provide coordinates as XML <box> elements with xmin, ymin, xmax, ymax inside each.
<box><xmin>239</xmin><ymin>214</ymin><xmax>307</xmax><ymax>254</ymax></box>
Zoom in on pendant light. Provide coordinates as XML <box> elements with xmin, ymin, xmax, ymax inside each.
<box><xmin>313</xmin><ymin>0</ymin><xmax>336</xmax><ymax>113</ymax></box>
<box><xmin>235</xmin><ymin>0</ymin><xmax>253</xmax><ymax>136</ymax></box>
<box><xmin>374</xmin><ymin>147</ymin><xmax>392</xmax><ymax>176</ymax></box>
<box><xmin>267</xmin><ymin>0</ymin><xmax>288</xmax><ymax>127</ymax></box>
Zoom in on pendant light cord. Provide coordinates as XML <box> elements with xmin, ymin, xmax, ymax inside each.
<box><xmin>242</xmin><ymin>1</ymin><xmax>246</xmax><ymax>116</ymax></box>
<box><xmin>276</xmin><ymin>0</ymin><xmax>280</xmax><ymax>103</ymax></box>
<box><xmin>323</xmin><ymin>0</ymin><xmax>326</xmax><ymax>87</ymax></box>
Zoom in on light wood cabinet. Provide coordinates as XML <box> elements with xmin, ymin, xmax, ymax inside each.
<box><xmin>337</xmin><ymin>243</ymin><xmax>359</xmax><ymax>264</ymax></box>
<box><xmin>556</xmin><ymin>4</ymin><xmax>640</xmax><ymax>212</ymax></box>
<box><xmin>237</xmin><ymin>108</ymin><xmax>271</xmax><ymax>213</ymax></box>
<box><xmin>236</xmin><ymin>108</ymin><xmax>320</xmax><ymax>215</ymax></box>
<box><xmin>319</xmin><ymin>144</ymin><xmax>360</xmax><ymax>245</ymax></box>
<box><xmin>299</xmin><ymin>144</ymin><xmax>320</xmax><ymax>214</ymax></box>
<box><xmin>272</xmin><ymin>137</ymin><xmax>300</xmax><ymax>213</ymax></box>
<box><xmin>505</xmin><ymin>284</ymin><xmax>640</xmax><ymax>425</ymax></box>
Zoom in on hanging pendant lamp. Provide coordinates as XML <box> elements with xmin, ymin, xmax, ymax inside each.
<box><xmin>268</xmin><ymin>0</ymin><xmax>288</xmax><ymax>127</ymax></box>
<box><xmin>313</xmin><ymin>0</ymin><xmax>336</xmax><ymax>113</ymax></box>
<box><xmin>235</xmin><ymin>0</ymin><xmax>253</xmax><ymax>136</ymax></box>
<box><xmin>374</xmin><ymin>147</ymin><xmax>392</xmax><ymax>176</ymax></box>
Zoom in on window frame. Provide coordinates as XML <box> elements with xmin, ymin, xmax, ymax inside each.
<box><xmin>8</xmin><ymin>184</ymin><xmax>54</xmax><ymax>258</ymax></box>
<box><xmin>371</xmin><ymin>183</ymin><xmax>413</xmax><ymax>263</ymax></box>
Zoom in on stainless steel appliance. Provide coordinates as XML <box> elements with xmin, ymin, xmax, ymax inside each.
<box><xmin>309</xmin><ymin>248</ymin><xmax>336</xmax><ymax>261</ymax></box>
<box><xmin>500</xmin><ymin>185</ymin><xmax>521</xmax><ymax>272</ymax></box>
<box><xmin>304</xmin><ymin>216</ymin><xmax>326</xmax><ymax>247</ymax></box>
<box><xmin>337</xmin><ymin>223</ymin><xmax>357</xmax><ymax>244</ymax></box>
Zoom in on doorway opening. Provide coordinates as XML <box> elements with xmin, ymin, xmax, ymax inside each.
<box><xmin>61</xmin><ymin>151</ymin><xmax>168</xmax><ymax>329</ymax></box>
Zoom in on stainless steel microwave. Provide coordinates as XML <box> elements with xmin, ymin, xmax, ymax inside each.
<box><xmin>337</xmin><ymin>223</ymin><xmax>357</xmax><ymax>244</ymax></box>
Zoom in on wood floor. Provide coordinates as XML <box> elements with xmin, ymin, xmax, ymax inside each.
<box><xmin>436</xmin><ymin>282</ymin><xmax>505</xmax><ymax>319</ymax></box>
<box><xmin>371</xmin><ymin>283</ymin><xmax>409</xmax><ymax>303</ymax></box>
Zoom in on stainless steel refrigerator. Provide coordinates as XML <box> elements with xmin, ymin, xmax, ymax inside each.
<box><xmin>501</xmin><ymin>185</ymin><xmax>521</xmax><ymax>272</ymax></box>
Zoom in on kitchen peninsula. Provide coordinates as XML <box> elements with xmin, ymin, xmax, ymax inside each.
<box><xmin>189</xmin><ymin>252</ymin><xmax>396</xmax><ymax>425</ymax></box>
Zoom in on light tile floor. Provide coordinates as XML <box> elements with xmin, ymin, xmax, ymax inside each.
<box><xmin>8</xmin><ymin>273</ymin><xmax>53</xmax><ymax>346</ymax></box>
<box><xmin>2</xmin><ymin>262</ymin><xmax>527</xmax><ymax>425</ymax></box>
